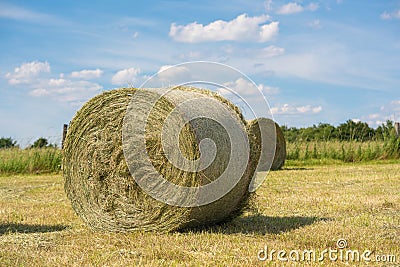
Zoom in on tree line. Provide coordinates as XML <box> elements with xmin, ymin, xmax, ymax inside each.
<box><xmin>0</xmin><ymin>137</ymin><xmax>57</xmax><ymax>149</ymax></box>
<box><xmin>1</xmin><ymin>120</ymin><xmax>398</xmax><ymax>149</ymax></box>
<box><xmin>281</xmin><ymin>120</ymin><xmax>397</xmax><ymax>142</ymax></box>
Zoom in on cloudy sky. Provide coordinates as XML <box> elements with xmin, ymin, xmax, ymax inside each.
<box><xmin>1</xmin><ymin>0</ymin><xmax>399</xmax><ymax>146</ymax></box>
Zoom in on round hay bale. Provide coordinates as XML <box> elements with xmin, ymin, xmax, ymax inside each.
<box><xmin>63</xmin><ymin>87</ymin><xmax>256</xmax><ymax>232</ymax></box>
<box><xmin>247</xmin><ymin>118</ymin><xmax>286</xmax><ymax>171</ymax></box>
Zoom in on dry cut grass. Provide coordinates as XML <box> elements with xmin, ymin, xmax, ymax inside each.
<box><xmin>0</xmin><ymin>163</ymin><xmax>399</xmax><ymax>266</ymax></box>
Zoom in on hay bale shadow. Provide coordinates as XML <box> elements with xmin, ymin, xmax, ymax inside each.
<box><xmin>182</xmin><ymin>215</ymin><xmax>330</xmax><ymax>235</ymax></box>
<box><xmin>0</xmin><ymin>223</ymin><xmax>68</xmax><ymax>235</ymax></box>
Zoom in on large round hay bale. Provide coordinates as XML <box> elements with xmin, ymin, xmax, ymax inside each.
<box><xmin>247</xmin><ymin>118</ymin><xmax>286</xmax><ymax>171</ymax></box>
<box><xmin>63</xmin><ymin>87</ymin><xmax>256</xmax><ymax>232</ymax></box>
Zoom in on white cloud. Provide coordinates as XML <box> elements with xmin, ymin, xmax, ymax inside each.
<box><xmin>258</xmin><ymin>84</ymin><xmax>280</xmax><ymax>95</ymax></box>
<box><xmin>276</xmin><ymin>2</ymin><xmax>318</xmax><ymax>15</ymax></box>
<box><xmin>380</xmin><ymin>10</ymin><xmax>400</xmax><ymax>20</ymax></box>
<box><xmin>111</xmin><ymin>68</ymin><xmax>141</xmax><ymax>85</ymax></box>
<box><xmin>271</xmin><ymin>103</ymin><xmax>322</xmax><ymax>115</ymax></box>
<box><xmin>259</xmin><ymin>22</ymin><xmax>280</xmax><ymax>42</ymax></box>
<box><xmin>260</xmin><ymin>45</ymin><xmax>285</xmax><ymax>58</ymax></box>
<box><xmin>29</xmin><ymin>79</ymin><xmax>102</xmax><ymax>102</ymax></box>
<box><xmin>221</xmin><ymin>78</ymin><xmax>255</xmax><ymax>96</ymax></box>
<box><xmin>133</xmin><ymin>65</ymin><xmax>193</xmax><ymax>88</ymax></box>
<box><xmin>276</xmin><ymin>2</ymin><xmax>304</xmax><ymax>14</ymax></box>
<box><xmin>29</xmin><ymin>88</ymin><xmax>50</xmax><ymax>97</ymax></box>
<box><xmin>157</xmin><ymin>65</ymin><xmax>191</xmax><ymax>82</ymax></box>
<box><xmin>380</xmin><ymin>12</ymin><xmax>392</xmax><ymax>20</ymax></box>
<box><xmin>220</xmin><ymin>78</ymin><xmax>279</xmax><ymax>97</ymax></box>
<box><xmin>159</xmin><ymin>65</ymin><xmax>181</xmax><ymax>73</ymax></box>
<box><xmin>169</xmin><ymin>14</ymin><xmax>279</xmax><ymax>43</ymax></box>
<box><xmin>313</xmin><ymin>106</ymin><xmax>323</xmax><ymax>113</ymax></box>
<box><xmin>6</xmin><ymin>61</ymin><xmax>102</xmax><ymax>103</ymax></box>
<box><xmin>5</xmin><ymin>61</ymin><xmax>50</xmax><ymax>84</ymax></box>
<box><xmin>70</xmin><ymin>69</ymin><xmax>103</xmax><ymax>80</ymax></box>
<box><xmin>48</xmin><ymin>78</ymin><xmax>67</xmax><ymax>86</ymax></box>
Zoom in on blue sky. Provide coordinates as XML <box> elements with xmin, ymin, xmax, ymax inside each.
<box><xmin>1</xmin><ymin>0</ymin><xmax>400</xmax><ymax>146</ymax></box>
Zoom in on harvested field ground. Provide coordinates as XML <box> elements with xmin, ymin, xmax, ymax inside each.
<box><xmin>1</xmin><ymin>163</ymin><xmax>399</xmax><ymax>266</ymax></box>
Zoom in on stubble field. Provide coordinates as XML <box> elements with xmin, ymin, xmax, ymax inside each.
<box><xmin>1</xmin><ymin>163</ymin><xmax>399</xmax><ymax>266</ymax></box>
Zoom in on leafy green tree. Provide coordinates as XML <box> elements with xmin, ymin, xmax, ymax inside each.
<box><xmin>336</xmin><ymin>120</ymin><xmax>374</xmax><ymax>141</ymax></box>
<box><xmin>281</xmin><ymin>125</ymin><xmax>300</xmax><ymax>142</ymax></box>
<box><xmin>315</xmin><ymin>123</ymin><xmax>337</xmax><ymax>141</ymax></box>
<box><xmin>337</xmin><ymin>120</ymin><xmax>357</xmax><ymax>141</ymax></box>
<box><xmin>0</xmin><ymin>137</ymin><xmax>17</xmax><ymax>149</ymax></box>
<box><xmin>32</xmin><ymin>137</ymin><xmax>49</xmax><ymax>148</ymax></box>
<box><xmin>282</xmin><ymin>119</ymin><xmax>380</xmax><ymax>142</ymax></box>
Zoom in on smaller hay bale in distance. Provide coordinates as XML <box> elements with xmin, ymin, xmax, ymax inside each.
<box><xmin>247</xmin><ymin>118</ymin><xmax>286</xmax><ymax>171</ymax></box>
<box><xmin>63</xmin><ymin>87</ymin><xmax>256</xmax><ymax>232</ymax></box>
